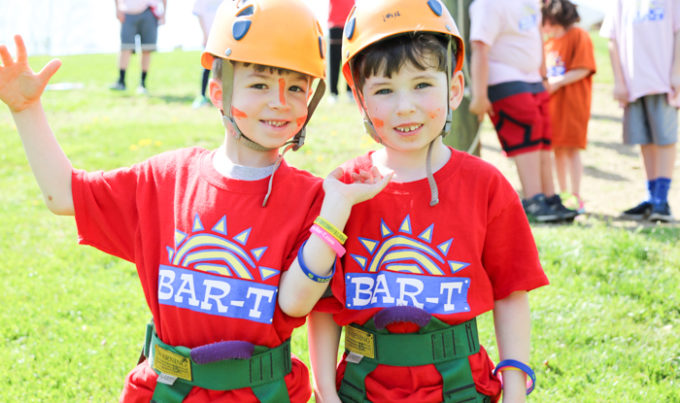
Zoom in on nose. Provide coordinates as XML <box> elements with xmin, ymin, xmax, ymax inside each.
<box><xmin>395</xmin><ymin>90</ymin><xmax>415</xmax><ymax>116</ymax></box>
<box><xmin>270</xmin><ymin>78</ymin><xmax>291</xmax><ymax>109</ymax></box>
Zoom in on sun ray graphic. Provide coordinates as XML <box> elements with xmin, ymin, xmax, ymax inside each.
<box><xmin>166</xmin><ymin>214</ymin><xmax>278</xmax><ymax>281</ymax></box>
<box><xmin>350</xmin><ymin>217</ymin><xmax>469</xmax><ymax>275</ymax></box>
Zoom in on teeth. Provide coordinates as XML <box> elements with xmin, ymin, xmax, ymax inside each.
<box><xmin>264</xmin><ymin>120</ymin><xmax>287</xmax><ymax>127</ymax></box>
<box><xmin>396</xmin><ymin>124</ymin><xmax>420</xmax><ymax>133</ymax></box>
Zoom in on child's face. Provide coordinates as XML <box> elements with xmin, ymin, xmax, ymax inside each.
<box><xmin>229</xmin><ymin>63</ymin><xmax>311</xmax><ymax>149</ymax></box>
<box><xmin>360</xmin><ymin>56</ymin><xmax>459</xmax><ymax>153</ymax></box>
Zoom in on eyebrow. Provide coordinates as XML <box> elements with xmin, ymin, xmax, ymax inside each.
<box><xmin>365</xmin><ymin>73</ymin><xmax>438</xmax><ymax>88</ymax></box>
<box><xmin>246</xmin><ymin>71</ymin><xmax>309</xmax><ymax>83</ymax></box>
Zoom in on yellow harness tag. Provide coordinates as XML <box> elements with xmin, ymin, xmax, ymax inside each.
<box><xmin>345</xmin><ymin>326</ymin><xmax>375</xmax><ymax>359</ymax></box>
<box><xmin>153</xmin><ymin>344</ymin><xmax>193</xmax><ymax>382</ymax></box>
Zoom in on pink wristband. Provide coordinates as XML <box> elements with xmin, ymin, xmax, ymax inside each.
<box><xmin>310</xmin><ymin>224</ymin><xmax>346</xmax><ymax>257</ymax></box>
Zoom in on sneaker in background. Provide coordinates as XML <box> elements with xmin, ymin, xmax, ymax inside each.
<box><xmin>192</xmin><ymin>95</ymin><xmax>211</xmax><ymax>109</ymax></box>
<box><xmin>546</xmin><ymin>194</ymin><xmax>579</xmax><ymax>222</ymax></box>
<box><xmin>621</xmin><ymin>201</ymin><xmax>652</xmax><ymax>220</ymax></box>
<box><xmin>561</xmin><ymin>192</ymin><xmax>585</xmax><ymax>214</ymax></box>
<box><xmin>522</xmin><ymin>193</ymin><xmax>560</xmax><ymax>223</ymax></box>
<box><xmin>110</xmin><ymin>81</ymin><xmax>126</xmax><ymax>91</ymax></box>
<box><xmin>136</xmin><ymin>86</ymin><xmax>149</xmax><ymax>95</ymax></box>
<box><xmin>648</xmin><ymin>202</ymin><xmax>674</xmax><ymax>223</ymax></box>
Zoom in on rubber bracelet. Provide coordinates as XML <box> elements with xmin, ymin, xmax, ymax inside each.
<box><xmin>313</xmin><ymin>216</ymin><xmax>347</xmax><ymax>244</ymax></box>
<box><xmin>297</xmin><ymin>240</ymin><xmax>335</xmax><ymax>283</ymax></box>
<box><xmin>310</xmin><ymin>224</ymin><xmax>346</xmax><ymax>257</ymax></box>
<box><xmin>493</xmin><ymin>359</ymin><xmax>536</xmax><ymax>395</ymax></box>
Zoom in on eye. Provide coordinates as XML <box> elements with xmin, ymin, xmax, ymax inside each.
<box><xmin>289</xmin><ymin>85</ymin><xmax>306</xmax><ymax>93</ymax></box>
<box><xmin>250</xmin><ymin>83</ymin><xmax>267</xmax><ymax>90</ymax></box>
<box><xmin>415</xmin><ymin>82</ymin><xmax>432</xmax><ymax>89</ymax></box>
<box><xmin>374</xmin><ymin>88</ymin><xmax>392</xmax><ymax>95</ymax></box>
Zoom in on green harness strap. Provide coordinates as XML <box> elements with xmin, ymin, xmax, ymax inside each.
<box><xmin>143</xmin><ymin>322</ymin><xmax>291</xmax><ymax>403</ymax></box>
<box><xmin>338</xmin><ymin>317</ymin><xmax>489</xmax><ymax>403</ymax></box>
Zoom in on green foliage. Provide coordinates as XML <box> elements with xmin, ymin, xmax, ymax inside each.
<box><xmin>0</xmin><ymin>40</ymin><xmax>678</xmax><ymax>402</ymax></box>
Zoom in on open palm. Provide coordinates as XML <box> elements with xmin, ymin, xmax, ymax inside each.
<box><xmin>0</xmin><ymin>35</ymin><xmax>61</xmax><ymax>113</ymax></box>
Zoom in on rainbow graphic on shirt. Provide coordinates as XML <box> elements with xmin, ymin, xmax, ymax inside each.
<box><xmin>345</xmin><ymin>215</ymin><xmax>472</xmax><ymax>315</ymax></box>
<box><xmin>157</xmin><ymin>213</ymin><xmax>279</xmax><ymax>323</ymax></box>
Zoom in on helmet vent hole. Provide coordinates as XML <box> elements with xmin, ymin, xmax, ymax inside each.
<box><xmin>427</xmin><ymin>0</ymin><xmax>443</xmax><ymax>16</ymax></box>
<box><xmin>232</xmin><ymin>20</ymin><xmax>251</xmax><ymax>40</ymax></box>
<box><xmin>236</xmin><ymin>5</ymin><xmax>254</xmax><ymax>17</ymax></box>
<box><xmin>345</xmin><ymin>17</ymin><xmax>356</xmax><ymax>40</ymax></box>
<box><xmin>318</xmin><ymin>36</ymin><xmax>325</xmax><ymax>59</ymax></box>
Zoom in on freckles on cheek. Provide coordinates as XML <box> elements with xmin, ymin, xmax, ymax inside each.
<box><xmin>231</xmin><ymin>106</ymin><xmax>248</xmax><ymax>119</ymax></box>
<box><xmin>279</xmin><ymin>78</ymin><xmax>286</xmax><ymax>105</ymax></box>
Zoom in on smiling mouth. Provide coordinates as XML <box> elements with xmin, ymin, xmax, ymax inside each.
<box><xmin>395</xmin><ymin>124</ymin><xmax>423</xmax><ymax>133</ymax></box>
<box><xmin>262</xmin><ymin>120</ymin><xmax>289</xmax><ymax>127</ymax></box>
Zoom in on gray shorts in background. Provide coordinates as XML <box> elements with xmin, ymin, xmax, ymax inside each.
<box><xmin>121</xmin><ymin>8</ymin><xmax>158</xmax><ymax>51</ymax></box>
<box><xmin>623</xmin><ymin>93</ymin><xmax>678</xmax><ymax>145</ymax></box>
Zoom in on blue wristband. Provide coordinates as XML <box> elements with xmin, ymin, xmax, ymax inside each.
<box><xmin>297</xmin><ymin>240</ymin><xmax>335</xmax><ymax>283</ymax></box>
<box><xmin>493</xmin><ymin>359</ymin><xmax>536</xmax><ymax>395</ymax></box>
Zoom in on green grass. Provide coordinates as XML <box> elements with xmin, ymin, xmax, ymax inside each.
<box><xmin>0</xmin><ymin>36</ymin><xmax>678</xmax><ymax>402</ymax></box>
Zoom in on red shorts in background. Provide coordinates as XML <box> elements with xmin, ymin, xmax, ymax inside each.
<box><xmin>490</xmin><ymin>90</ymin><xmax>552</xmax><ymax>157</ymax></box>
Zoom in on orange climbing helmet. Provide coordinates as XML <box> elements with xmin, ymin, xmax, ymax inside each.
<box><xmin>341</xmin><ymin>0</ymin><xmax>464</xmax><ymax>93</ymax></box>
<box><xmin>202</xmin><ymin>0</ymin><xmax>326</xmax><ymax>81</ymax></box>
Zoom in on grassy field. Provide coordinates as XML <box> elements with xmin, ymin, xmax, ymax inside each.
<box><xmin>0</xmin><ymin>32</ymin><xmax>678</xmax><ymax>402</ymax></box>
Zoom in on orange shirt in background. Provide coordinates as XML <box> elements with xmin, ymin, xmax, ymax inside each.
<box><xmin>544</xmin><ymin>26</ymin><xmax>596</xmax><ymax>149</ymax></box>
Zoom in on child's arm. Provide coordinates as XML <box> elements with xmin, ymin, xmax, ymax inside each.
<box><xmin>493</xmin><ymin>290</ymin><xmax>531</xmax><ymax>403</ymax></box>
<box><xmin>278</xmin><ymin>166</ymin><xmax>392</xmax><ymax>318</ymax></box>
<box><xmin>606</xmin><ymin>38</ymin><xmax>629</xmax><ymax>106</ymax></box>
<box><xmin>546</xmin><ymin>68</ymin><xmax>591</xmax><ymax>94</ymax></box>
<box><xmin>0</xmin><ymin>35</ymin><xmax>73</xmax><ymax>215</ymax></box>
<box><xmin>671</xmin><ymin>30</ymin><xmax>680</xmax><ymax>96</ymax></box>
<box><xmin>469</xmin><ymin>40</ymin><xmax>494</xmax><ymax>122</ymax></box>
<box><xmin>308</xmin><ymin>311</ymin><xmax>342</xmax><ymax>403</ymax></box>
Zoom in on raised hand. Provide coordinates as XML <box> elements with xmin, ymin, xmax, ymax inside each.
<box><xmin>0</xmin><ymin>35</ymin><xmax>61</xmax><ymax>113</ymax></box>
<box><xmin>323</xmin><ymin>166</ymin><xmax>393</xmax><ymax>207</ymax></box>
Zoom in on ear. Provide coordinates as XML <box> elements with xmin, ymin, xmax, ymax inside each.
<box><xmin>448</xmin><ymin>70</ymin><xmax>465</xmax><ymax>111</ymax></box>
<box><xmin>208</xmin><ymin>78</ymin><xmax>223</xmax><ymax>110</ymax></box>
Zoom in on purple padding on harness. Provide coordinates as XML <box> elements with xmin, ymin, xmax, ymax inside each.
<box><xmin>374</xmin><ymin>306</ymin><xmax>431</xmax><ymax>330</ymax></box>
<box><xmin>190</xmin><ymin>340</ymin><xmax>255</xmax><ymax>364</ymax></box>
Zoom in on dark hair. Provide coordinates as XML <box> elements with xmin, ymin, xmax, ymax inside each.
<box><xmin>351</xmin><ymin>32</ymin><xmax>457</xmax><ymax>92</ymax></box>
<box><xmin>541</xmin><ymin>0</ymin><xmax>580</xmax><ymax>27</ymax></box>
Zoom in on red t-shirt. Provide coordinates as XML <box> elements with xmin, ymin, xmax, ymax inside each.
<box><xmin>317</xmin><ymin>148</ymin><xmax>549</xmax><ymax>402</ymax></box>
<box><xmin>72</xmin><ymin>147</ymin><xmax>323</xmax><ymax>402</ymax></box>
<box><xmin>328</xmin><ymin>0</ymin><xmax>354</xmax><ymax>28</ymax></box>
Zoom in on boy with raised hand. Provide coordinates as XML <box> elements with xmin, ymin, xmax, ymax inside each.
<box><xmin>307</xmin><ymin>1</ymin><xmax>549</xmax><ymax>402</ymax></box>
<box><xmin>0</xmin><ymin>0</ymin><xmax>388</xmax><ymax>401</ymax></box>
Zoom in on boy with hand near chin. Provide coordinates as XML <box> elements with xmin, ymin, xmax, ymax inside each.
<box><xmin>0</xmin><ymin>0</ymin><xmax>388</xmax><ymax>401</ymax></box>
<box><xmin>307</xmin><ymin>1</ymin><xmax>549</xmax><ymax>402</ymax></box>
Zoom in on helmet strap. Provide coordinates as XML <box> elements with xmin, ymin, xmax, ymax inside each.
<box><xmin>220</xmin><ymin>61</ymin><xmax>278</xmax><ymax>152</ymax></box>
<box><xmin>441</xmin><ymin>38</ymin><xmax>454</xmax><ymax>137</ymax></box>
<box><xmin>349</xmin><ymin>59</ymin><xmax>383</xmax><ymax>144</ymax></box>
<box><xmin>425</xmin><ymin>140</ymin><xmax>439</xmax><ymax>206</ymax></box>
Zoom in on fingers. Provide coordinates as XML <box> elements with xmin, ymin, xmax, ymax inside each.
<box><xmin>0</xmin><ymin>44</ymin><xmax>13</xmax><ymax>67</ymax></box>
<box><xmin>14</xmin><ymin>35</ymin><xmax>27</xmax><ymax>63</ymax></box>
<box><xmin>38</xmin><ymin>59</ymin><xmax>62</xmax><ymax>81</ymax></box>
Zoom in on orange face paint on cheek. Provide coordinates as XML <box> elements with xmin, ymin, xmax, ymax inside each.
<box><xmin>372</xmin><ymin>118</ymin><xmax>385</xmax><ymax>128</ymax></box>
<box><xmin>429</xmin><ymin>108</ymin><xmax>442</xmax><ymax>120</ymax></box>
<box><xmin>296</xmin><ymin>115</ymin><xmax>307</xmax><ymax>128</ymax></box>
<box><xmin>279</xmin><ymin>78</ymin><xmax>286</xmax><ymax>105</ymax></box>
<box><xmin>231</xmin><ymin>106</ymin><xmax>248</xmax><ymax>119</ymax></box>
